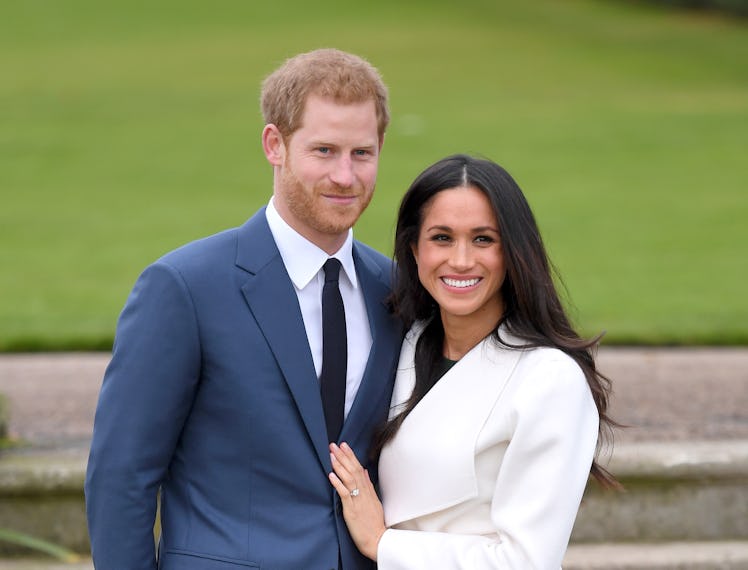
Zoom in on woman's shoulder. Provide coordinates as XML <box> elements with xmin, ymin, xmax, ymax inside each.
<box><xmin>511</xmin><ymin>347</ymin><xmax>591</xmax><ymax>411</ymax></box>
<box><xmin>497</xmin><ymin>327</ymin><xmax>580</xmax><ymax>368</ymax></box>
<box><xmin>521</xmin><ymin>345</ymin><xmax>579</xmax><ymax>368</ymax></box>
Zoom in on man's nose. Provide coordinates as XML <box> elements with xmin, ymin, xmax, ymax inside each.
<box><xmin>329</xmin><ymin>156</ymin><xmax>354</xmax><ymax>188</ymax></box>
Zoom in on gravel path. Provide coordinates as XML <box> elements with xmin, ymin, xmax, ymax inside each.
<box><xmin>0</xmin><ymin>347</ymin><xmax>747</xmax><ymax>450</ymax></box>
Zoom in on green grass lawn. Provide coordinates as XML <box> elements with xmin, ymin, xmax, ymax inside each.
<box><xmin>1</xmin><ymin>0</ymin><xmax>746</xmax><ymax>349</ymax></box>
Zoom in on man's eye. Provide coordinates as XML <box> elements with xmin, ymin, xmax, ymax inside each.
<box><xmin>317</xmin><ymin>147</ymin><xmax>331</xmax><ymax>154</ymax></box>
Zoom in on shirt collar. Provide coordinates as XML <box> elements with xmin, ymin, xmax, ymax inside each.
<box><xmin>265</xmin><ymin>197</ymin><xmax>358</xmax><ymax>290</ymax></box>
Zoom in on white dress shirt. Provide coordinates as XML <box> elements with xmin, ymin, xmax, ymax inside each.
<box><xmin>265</xmin><ymin>198</ymin><xmax>373</xmax><ymax>418</ymax></box>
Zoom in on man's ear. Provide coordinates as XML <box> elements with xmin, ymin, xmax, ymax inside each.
<box><xmin>262</xmin><ymin>124</ymin><xmax>285</xmax><ymax>166</ymax></box>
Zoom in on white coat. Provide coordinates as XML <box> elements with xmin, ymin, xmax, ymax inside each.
<box><xmin>377</xmin><ymin>323</ymin><xmax>599</xmax><ymax>569</ymax></box>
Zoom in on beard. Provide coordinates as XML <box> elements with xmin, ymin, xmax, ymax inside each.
<box><xmin>278</xmin><ymin>162</ymin><xmax>374</xmax><ymax>237</ymax></box>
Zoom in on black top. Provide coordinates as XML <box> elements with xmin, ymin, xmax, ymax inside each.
<box><xmin>433</xmin><ymin>355</ymin><xmax>459</xmax><ymax>382</ymax></box>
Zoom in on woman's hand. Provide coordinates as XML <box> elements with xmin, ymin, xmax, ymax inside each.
<box><xmin>328</xmin><ymin>442</ymin><xmax>387</xmax><ymax>561</ymax></box>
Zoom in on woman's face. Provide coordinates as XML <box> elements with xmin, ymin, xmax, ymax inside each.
<box><xmin>412</xmin><ymin>185</ymin><xmax>506</xmax><ymax>329</ymax></box>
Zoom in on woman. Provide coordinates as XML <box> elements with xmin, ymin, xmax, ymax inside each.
<box><xmin>329</xmin><ymin>154</ymin><xmax>618</xmax><ymax>569</ymax></box>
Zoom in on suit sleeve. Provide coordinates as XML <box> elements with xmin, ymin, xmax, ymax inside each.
<box><xmin>85</xmin><ymin>261</ymin><xmax>202</xmax><ymax>569</ymax></box>
<box><xmin>376</xmin><ymin>355</ymin><xmax>599</xmax><ymax>570</ymax></box>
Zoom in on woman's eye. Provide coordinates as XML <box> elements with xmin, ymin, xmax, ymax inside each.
<box><xmin>431</xmin><ymin>234</ymin><xmax>450</xmax><ymax>242</ymax></box>
<box><xmin>474</xmin><ymin>235</ymin><xmax>495</xmax><ymax>244</ymax></box>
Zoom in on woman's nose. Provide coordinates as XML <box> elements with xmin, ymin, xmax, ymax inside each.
<box><xmin>449</xmin><ymin>241</ymin><xmax>472</xmax><ymax>270</ymax></box>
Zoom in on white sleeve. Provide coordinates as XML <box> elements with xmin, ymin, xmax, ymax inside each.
<box><xmin>377</xmin><ymin>355</ymin><xmax>599</xmax><ymax>570</ymax></box>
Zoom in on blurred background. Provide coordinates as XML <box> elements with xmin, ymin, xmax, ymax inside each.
<box><xmin>1</xmin><ymin>0</ymin><xmax>746</xmax><ymax>349</ymax></box>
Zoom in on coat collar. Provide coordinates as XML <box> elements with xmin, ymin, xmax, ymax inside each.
<box><xmin>381</xmin><ymin>323</ymin><xmax>526</xmax><ymax>526</ymax></box>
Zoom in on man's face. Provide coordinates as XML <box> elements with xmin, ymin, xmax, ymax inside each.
<box><xmin>271</xmin><ymin>94</ymin><xmax>381</xmax><ymax>253</ymax></box>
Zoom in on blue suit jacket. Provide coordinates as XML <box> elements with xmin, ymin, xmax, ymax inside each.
<box><xmin>85</xmin><ymin>209</ymin><xmax>402</xmax><ymax>569</ymax></box>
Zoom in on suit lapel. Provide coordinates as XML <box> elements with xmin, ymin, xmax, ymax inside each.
<box><xmin>235</xmin><ymin>210</ymin><xmax>330</xmax><ymax>471</ymax></box>
<box><xmin>341</xmin><ymin>244</ymin><xmax>401</xmax><ymax>443</ymax></box>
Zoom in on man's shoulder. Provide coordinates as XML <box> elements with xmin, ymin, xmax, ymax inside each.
<box><xmin>156</xmin><ymin>209</ymin><xmax>268</xmax><ymax>271</ymax></box>
<box><xmin>353</xmin><ymin>240</ymin><xmax>393</xmax><ymax>270</ymax></box>
<box><xmin>158</xmin><ymin>226</ymin><xmax>239</xmax><ymax>269</ymax></box>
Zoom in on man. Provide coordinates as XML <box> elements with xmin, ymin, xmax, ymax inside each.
<box><xmin>85</xmin><ymin>49</ymin><xmax>402</xmax><ymax>569</ymax></box>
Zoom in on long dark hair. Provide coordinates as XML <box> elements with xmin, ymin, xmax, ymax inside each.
<box><xmin>375</xmin><ymin>154</ymin><xmax>619</xmax><ymax>488</ymax></box>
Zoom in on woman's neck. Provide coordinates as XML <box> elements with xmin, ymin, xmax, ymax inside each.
<box><xmin>440</xmin><ymin>310</ymin><xmax>502</xmax><ymax>360</ymax></box>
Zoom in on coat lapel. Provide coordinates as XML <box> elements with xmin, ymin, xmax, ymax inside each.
<box><xmin>235</xmin><ymin>210</ymin><xmax>330</xmax><ymax>471</ymax></box>
<box><xmin>381</xmin><ymin>325</ymin><xmax>526</xmax><ymax>526</ymax></box>
<box><xmin>340</xmin><ymin>244</ymin><xmax>401</xmax><ymax>443</ymax></box>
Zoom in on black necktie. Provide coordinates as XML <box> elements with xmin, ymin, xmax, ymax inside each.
<box><xmin>320</xmin><ymin>258</ymin><xmax>347</xmax><ymax>442</ymax></box>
